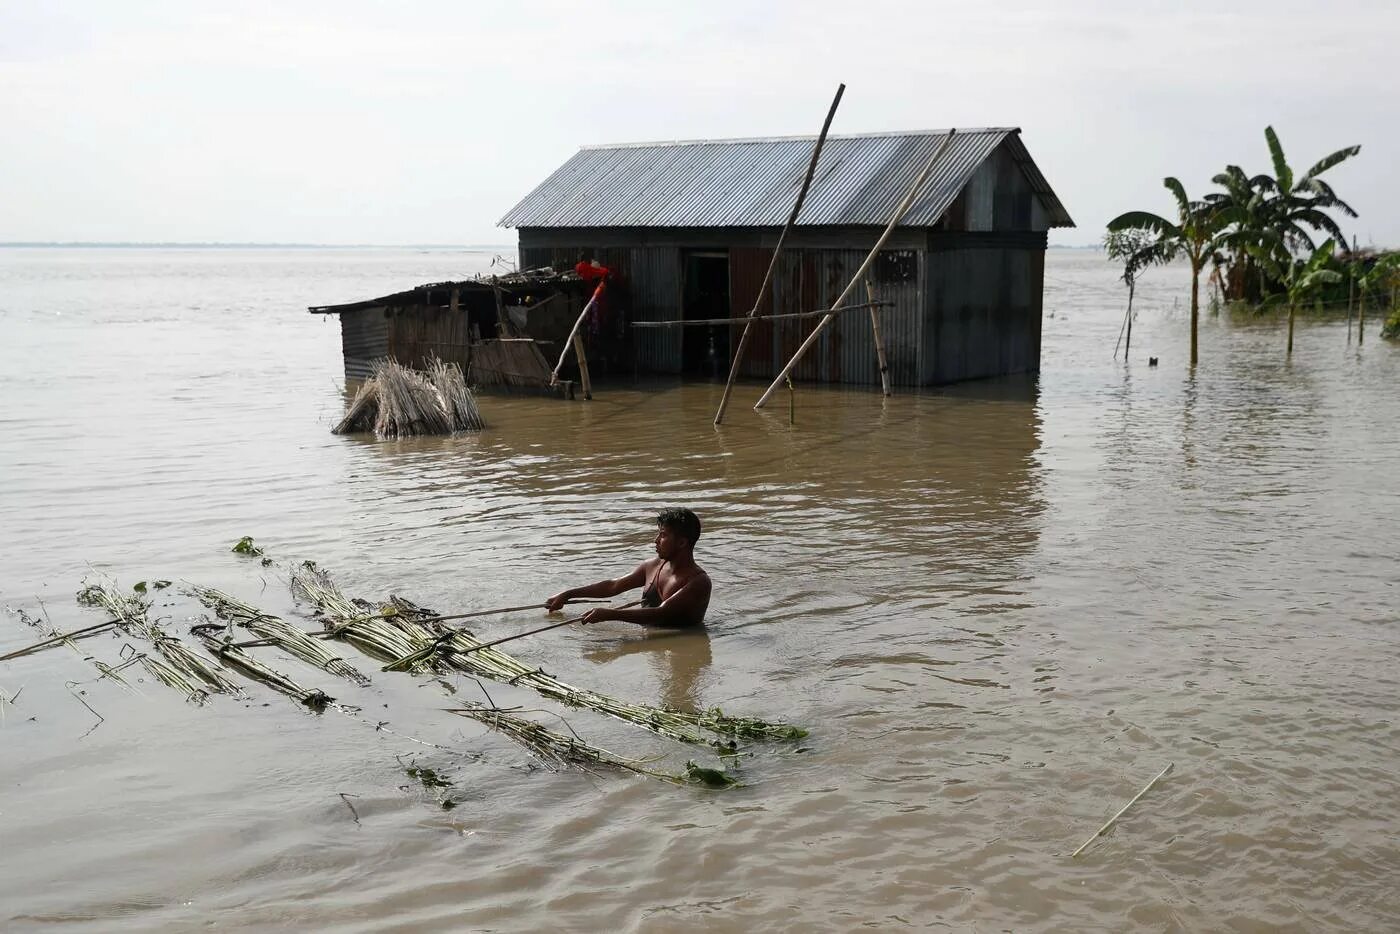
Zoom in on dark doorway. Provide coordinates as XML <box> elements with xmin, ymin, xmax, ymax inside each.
<box><xmin>682</xmin><ymin>252</ymin><xmax>730</xmax><ymax>377</ymax></box>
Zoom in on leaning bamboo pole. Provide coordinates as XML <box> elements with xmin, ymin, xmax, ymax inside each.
<box><xmin>713</xmin><ymin>83</ymin><xmax>845</xmax><ymax>426</ymax></box>
<box><xmin>550</xmin><ymin>280</ymin><xmax>606</xmax><ymax>385</ymax></box>
<box><xmin>754</xmin><ymin>130</ymin><xmax>957</xmax><ymax>409</ymax></box>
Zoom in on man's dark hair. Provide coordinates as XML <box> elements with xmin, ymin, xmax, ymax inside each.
<box><xmin>657</xmin><ymin>508</ymin><xmax>701</xmax><ymax>547</ymax></box>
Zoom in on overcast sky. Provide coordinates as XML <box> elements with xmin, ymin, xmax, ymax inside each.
<box><xmin>3</xmin><ymin>1</ymin><xmax>1396</xmax><ymax>246</ymax></box>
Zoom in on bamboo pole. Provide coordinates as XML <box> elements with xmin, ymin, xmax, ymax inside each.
<box><xmin>755</xmin><ymin>130</ymin><xmax>957</xmax><ymax>409</ymax></box>
<box><xmin>864</xmin><ymin>278</ymin><xmax>891</xmax><ymax>396</ymax></box>
<box><xmin>0</xmin><ymin>618</ymin><xmax>118</xmax><ymax>663</ymax></box>
<box><xmin>571</xmin><ymin>333</ymin><xmax>593</xmax><ymax>400</ymax></box>
<box><xmin>713</xmin><ymin>83</ymin><xmax>845</xmax><ymax>427</ymax></box>
<box><xmin>632</xmin><ymin>300</ymin><xmax>890</xmax><ymax>328</ymax></box>
<box><xmin>550</xmin><ymin>280</ymin><xmax>606</xmax><ymax>384</ymax></box>
<box><xmin>1071</xmin><ymin>762</ymin><xmax>1175</xmax><ymax>858</ymax></box>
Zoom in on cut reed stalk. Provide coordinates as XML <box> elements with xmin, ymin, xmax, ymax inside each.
<box><xmin>187</xmin><ymin>584</ymin><xmax>370</xmax><ymax>686</ymax></box>
<box><xmin>1071</xmin><ymin>762</ymin><xmax>1176</xmax><ymax>858</ymax></box>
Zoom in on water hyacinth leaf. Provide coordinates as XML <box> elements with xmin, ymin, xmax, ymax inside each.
<box><xmin>685</xmin><ymin>761</ymin><xmax>740</xmax><ymax>788</ymax></box>
<box><xmin>232</xmin><ymin>536</ymin><xmax>265</xmax><ymax>557</ymax></box>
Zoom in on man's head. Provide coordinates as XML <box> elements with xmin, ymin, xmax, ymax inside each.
<box><xmin>578</xmin><ymin>250</ymin><xmax>592</xmax><ymax>264</ymax></box>
<box><xmin>655</xmin><ymin>507</ymin><xmax>701</xmax><ymax>558</ymax></box>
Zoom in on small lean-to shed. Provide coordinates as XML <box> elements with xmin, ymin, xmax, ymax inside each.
<box><xmin>499</xmin><ymin>128</ymin><xmax>1073</xmax><ymax>386</ymax></box>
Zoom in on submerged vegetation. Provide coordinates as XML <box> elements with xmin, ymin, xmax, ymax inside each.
<box><xmin>1107</xmin><ymin>125</ymin><xmax>1398</xmax><ymax>361</ymax></box>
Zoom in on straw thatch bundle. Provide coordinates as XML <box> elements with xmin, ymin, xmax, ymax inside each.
<box><xmin>333</xmin><ymin>357</ymin><xmax>484</xmax><ymax>438</ymax></box>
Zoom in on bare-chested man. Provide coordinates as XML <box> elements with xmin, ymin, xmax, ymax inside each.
<box><xmin>544</xmin><ymin>508</ymin><xmax>711</xmax><ymax>628</ymax></box>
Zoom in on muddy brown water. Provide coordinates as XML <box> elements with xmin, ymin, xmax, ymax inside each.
<box><xmin>1</xmin><ymin>248</ymin><xmax>1398</xmax><ymax>931</ymax></box>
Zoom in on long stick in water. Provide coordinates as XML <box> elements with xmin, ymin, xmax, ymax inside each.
<box><xmin>324</xmin><ymin>598</ymin><xmax>610</xmax><ymax>631</ymax></box>
<box><xmin>381</xmin><ymin>601</ymin><xmax>642</xmax><ymax>672</ymax></box>
<box><xmin>714</xmin><ymin>82</ymin><xmax>845</xmax><ymax>426</ymax></box>
<box><xmin>754</xmin><ymin>129</ymin><xmax>957</xmax><ymax>409</ymax></box>
<box><xmin>0</xmin><ymin>618</ymin><xmax>118</xmax><ymax>663</ymax></box>
<box><xmin>1070</xmin><ymin>762</ymin><xmax>1175</xmax><ymax>858</ymax></box>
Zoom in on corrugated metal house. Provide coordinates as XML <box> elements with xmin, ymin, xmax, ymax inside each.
<box><xmin>500</xmin><ymin>128</ymin><xmax>1073</xmax><ymax>386</ymax></box>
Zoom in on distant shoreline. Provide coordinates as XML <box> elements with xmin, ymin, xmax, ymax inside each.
<box><xmin>0</xmin><ymin>242</ymin><xmax>515</xmax><ymax>250</ymax></box>
<box><xmin>2</xmin><ymin>241</ymin><xmax>1103</xmax><ymax>250</ymax></box>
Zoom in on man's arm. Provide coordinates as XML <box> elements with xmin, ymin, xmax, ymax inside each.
<box><xmin>580</xmin><ymin>574</ymin><xmax>711</xmax><ymax>628</ymax></box>
<box><xmin>545</xmin><ymin>563</ymin><xmax>647</xmax><ymax>612</ymax></box>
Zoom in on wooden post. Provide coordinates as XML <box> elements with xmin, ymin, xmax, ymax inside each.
<box><xmin>713</xmin><ymin>83</ymin><xmax>845</xmax><ymax>426</ymax></box>
<box><xmin>755</xmin><ymin>130</ymin><xmax>957</xmax><ymax>409</ymax></box>
<box><xmin>864</xmin><ymin>278</ymin><xmax>891</xmax><ymax>396</ymax></box>
<box><xmin>1347</xmin><ymin>235</ymin><xmax>1356</xmax><ymax>343</ymax></box>
<box><xmin>571</xmin><ymin>334</ymin><xmax>593</xmax><ymax>400</ymax></box>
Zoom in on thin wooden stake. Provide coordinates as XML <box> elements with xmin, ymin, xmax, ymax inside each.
<box><xmin>1071</xmin><ymin>762</ymin><xmax>1175</xmax><ymax>858</ymax></box>
<box><xmin>755</xmin><ymin>129</ymin><xmax>957</xmax><ymax>409</ymax></box>
<box><xmin>864</xmin><ymin>278</ymin><xmax>891</xmax><ymax>396</ymax></box>
<box><xmin>571</xmin><ymin>333</ymin><xmax>593</xmax><ymax>400</ymax></box>
<box><xmin>714</xmin><ymin>83</ymin><xmax>845</xmax><ymax>426</ymax></box>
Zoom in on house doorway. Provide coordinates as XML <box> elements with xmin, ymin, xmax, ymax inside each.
<box><xmin>681</xmin><ymin>251</ymin><xmax>730</xmax><ymax>377</ymax></box>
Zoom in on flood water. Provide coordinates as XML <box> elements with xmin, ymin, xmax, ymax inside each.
<box><xmin>2</xmin><ymin>247</ymin><xmax>1398</xmax><ymax>932</ymax></box>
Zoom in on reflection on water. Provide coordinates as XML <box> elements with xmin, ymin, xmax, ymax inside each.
<box><xmin>2</xmin><ymin>248</ymin><xmax>1399</xmax><ymax>931</ymax></box>
<box><xmin>583</xmin><ymin>629</ymin><xmax>715</xmax><ymax>712</ymax></box>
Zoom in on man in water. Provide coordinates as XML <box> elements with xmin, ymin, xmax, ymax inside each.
<box><xmin>544</xmin><ymin>508</ymin><xmax>711</xmax><ymax>628</ymax></box>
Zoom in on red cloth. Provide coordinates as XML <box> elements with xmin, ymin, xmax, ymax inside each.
<box><xmin>575</xmin><ymin>260</ymin><xmax>609</xmax><ymax>283</ymax></box>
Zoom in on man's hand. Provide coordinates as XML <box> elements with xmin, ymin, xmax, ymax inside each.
<box><xmin>580</xmin><ymin>607</ymin><xmax>613</xmax><ymax>625</ymax></box>
<box><xmin>544</xmin><ymin>592</ymin><xmax>569</xmax><ymax>613</ymax></box>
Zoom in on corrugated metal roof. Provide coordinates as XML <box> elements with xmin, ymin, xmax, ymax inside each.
<box><xmin>499</xmin><ymin>129</ymin><xmax>1074</xmax><ymax>230</ymax></box>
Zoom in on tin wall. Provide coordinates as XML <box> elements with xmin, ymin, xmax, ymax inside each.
<box><xmin>340</xmin><ymin>307</ymin><xmax>389</xmax><ymax>382</ymax></box>
<box><xmin>923</xmin><ymin>242</ymin><xmax>1043</xmax><ymax>384</ymax></box>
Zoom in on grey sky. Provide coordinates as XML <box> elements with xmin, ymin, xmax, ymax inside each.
<box><xmin>3</xmin><ymin>1</ymin><xmax>1396</xmax><ymax>246</ymax></box>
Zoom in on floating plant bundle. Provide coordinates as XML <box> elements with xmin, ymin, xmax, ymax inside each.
<box><xmin>289</xmin><ymin>567</ymin><xmax>440</xmax><ymax>673</ymax></box>
<box><xmin>447</xmin><ymin>702</ymin><xmax>737</xmax><ymax>788</ymax></box>
<box><xmin>332</xmin><ymin>357</ymin><xmax>484</xmax><ymax>438</ymax></box>
<box><xmin>186</xmin><ymin>585</ymin><xmax>370</xmax><ymax>686</ymax></box>
<box><xmin>195</xmin><ymin>627</ymin><xmax>334</xmax><ymax>711</ymax></box>
<box><xmin>77</xmin><ymin>580</ymin><xmax>243</xmax><ymax>699</ymax></box>
<box><xmin>390</xmin><ymin>596</ymin><xmax>807</xmax><ymax>746</ymax></box>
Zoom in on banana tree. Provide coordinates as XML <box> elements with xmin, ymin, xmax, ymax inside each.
<box><xmin>1109</xmin><ymin>179</ymin><xmax>1236</xmax><ymax>366</ymax></box>
<box><xmin>1262</xmin><ymin>127</ymin><xmax>1360</xmax><ymax>250</ymax></box>
<box><xmin>1249</xmin><ymin>238</ymin><xmax>1343</xmax><ymax>355</ymax></box>
<box><xmin>1354</xmin><ymin>253</ymin><xmax>1400</xmax><ymax>345</ymax></box>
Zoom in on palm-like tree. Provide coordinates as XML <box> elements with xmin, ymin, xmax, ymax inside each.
<box><xmin>1249</xmin><ymin>238</ymin><xmax>1343</xmax><ymax>354</ymax></box>
<box><xmin>1108</xmin><ymin>179</ymin><xmax>1236</xmax><ymax>366</ymax></box>
<box><xmin>1204</xmin><ymin>129</ymin><xmax>1360</xmax><ymax>304</ymax></box>
<box><xmin>1262</xmin><ymin>127</ymin><xmax>1360</xmax><ymax>253</ymax></box>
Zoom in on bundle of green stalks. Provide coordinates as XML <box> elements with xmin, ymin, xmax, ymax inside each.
<box><xmin>187</xmin><ymin>584</ymin><xmax>370</xmax><ymax>686</ymax></box>
<box><xmin>290</xmin><ymin>566</ymin><xmax>441</xmax><ymax>673</ymax></box>
<box><xmin>77</xmin><ymin>581</ymin><xmax>243</xmax><ymax>699</ymax></box>
<box><xmin>196</xmin><ymin>628</ymin><xmax>334</xmax><ymax>711</ymax></box>
<box><xmin>332</xmin><ymin>357</ymin><xmax>483</xmax><ymax>438</ymax></box>
<box><xmin>384</xmin><ymin>595</ymin><xmax>806</xmax><ymax>748</ymax></box>
<box><xmin>447</xmin><ymin>702</ymin><xmax>736</xmax><ymax>787</ymax></box>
